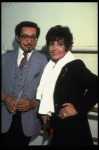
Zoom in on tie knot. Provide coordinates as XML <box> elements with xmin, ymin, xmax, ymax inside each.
<box><xmin>23</xmin><ymin>52</ymin><xmax>27</xmax><ymax>57</ymax></box>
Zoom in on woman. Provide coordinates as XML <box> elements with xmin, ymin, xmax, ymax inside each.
<box><xmin>36</xmin><ymin>25</ymin><xmax>98</xmax><ymax>145</ymax></box>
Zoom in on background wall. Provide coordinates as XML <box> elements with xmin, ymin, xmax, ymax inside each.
<box><xmin>1</xmin><ymin>2</ymin><xmax>98</xmax><ymax>51</ymax></box>
<box><xmin>1</xmin><ymin>2</ymin><xmax>98</xmax><ymax>145</ymax></box>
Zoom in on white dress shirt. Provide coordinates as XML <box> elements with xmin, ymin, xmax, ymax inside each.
<box><xmin>17</xmin><ymin>47</ymin><xmax>33</xmax><ymax>67</ymax></box>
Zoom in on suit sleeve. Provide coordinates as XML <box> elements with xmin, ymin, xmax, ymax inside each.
<box><xmin>73</xmin><ymin>60</ymin><xmax>98</xmax><ymax>113</ymax></box>
<box><xmin>1</xmin><ymin>53</ymin><xmax>10</xmax><ymax>97</ymax></box>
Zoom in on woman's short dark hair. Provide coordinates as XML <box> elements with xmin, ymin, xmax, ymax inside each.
<box><xmin>15</xmin><ymin>21</ymin><xmax>40</xmax><ymax>39</ymax></box>
<box><xmin>46</xmin><ymin>25</ymin><xmax>73</xmax><ymax>51</ymax></box>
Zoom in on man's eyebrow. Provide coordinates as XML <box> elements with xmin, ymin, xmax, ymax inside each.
<box><xmin>21</xmin><ymin>34</ymin><xmax>37</xmax><ymax>37</ymax></box>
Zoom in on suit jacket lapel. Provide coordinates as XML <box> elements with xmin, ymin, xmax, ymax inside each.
<box><xmin>7</xmin><ymin>49</ymin><xmax>41</xmax><ymax>91</ymax></box>
<box><xmin>7</xmin><ymin>50</ymin><xmax>18</xmax><ymax>87</ymax></box>
<box><xmin>23</xmin><ymin>50</ymin><xmax>41</xmax><ymax>91</ymax></box>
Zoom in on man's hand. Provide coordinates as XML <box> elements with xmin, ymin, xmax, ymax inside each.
<box><xmin>15</xmin><ymin>98</ymin><xmax>37</xmax><ymax>112</ymax></box>
<box><xmin>2</xmin><ymin>93</ymin><xmax>17</xmax><ymax>113</ymax></box>
<box><xmin>58</xmin><ymin>103</ymin><xmax>78</xmax><ymax>119</ymax></box>
<box><xmin>41</xmin><ymin>115</ymin><xmax>50</xmax><ymax>124</ymax></box>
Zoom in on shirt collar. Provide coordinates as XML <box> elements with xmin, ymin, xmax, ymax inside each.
<box><xmin>18</xmin><ymin>46</ymin><xmax>34</xmax><ymax>60</ymax></box>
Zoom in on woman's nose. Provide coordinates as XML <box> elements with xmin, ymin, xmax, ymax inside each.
<box><xmin>53</xmin><ymin>44</ymin><xmax>57</xmax><ymax>50</ymax></box>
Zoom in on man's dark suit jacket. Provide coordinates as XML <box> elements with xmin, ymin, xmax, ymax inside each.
<box><xmin>50</xmin><ymin>59</ymin><xmax>98</xmax><ymax>145</ymax></box>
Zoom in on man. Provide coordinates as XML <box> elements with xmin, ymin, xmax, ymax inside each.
<box><xmin>1</xmin><ymin>21</ymin><xmax>48</xmax><ymax>147</ymax></box>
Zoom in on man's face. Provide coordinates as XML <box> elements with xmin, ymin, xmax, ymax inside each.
<box><xmin>16</xmin><ymin>27</ymin><xmax>37</xmax><ymax>53</ymax></box>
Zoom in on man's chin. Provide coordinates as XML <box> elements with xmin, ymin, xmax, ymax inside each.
<box><xmin>23</xmin><ymin>47</ymin><xmax>33</xmax><ymax>53</ymax></box>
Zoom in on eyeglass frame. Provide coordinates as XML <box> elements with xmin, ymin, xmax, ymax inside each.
<box><xmin>20</xmin><ymin>34</ymin><xmax>37</xmax><ymax>42</ymax></box>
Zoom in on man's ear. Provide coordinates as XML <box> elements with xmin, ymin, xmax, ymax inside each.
<box><xmin>16</xmin><ymin>35</ymin><xmax>20</xmax><ymax>44</ymax></box>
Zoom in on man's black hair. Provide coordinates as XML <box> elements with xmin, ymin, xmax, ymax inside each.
<box><xmin>15</xmin><ymin>21</ymin><xmax>40</xmax><ymax>39</ymax></box>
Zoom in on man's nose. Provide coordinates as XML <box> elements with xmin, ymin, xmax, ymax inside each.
<box><xmin>27</xmin><ymin>38</ymin><xmax>32</xmax><ymax>43</ymax></box>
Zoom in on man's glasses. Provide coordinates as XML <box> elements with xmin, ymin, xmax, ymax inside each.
<box><xmin>20</xmin><ymin>35</ymin><xmax>37</xmax><ymax>42</ymax></box>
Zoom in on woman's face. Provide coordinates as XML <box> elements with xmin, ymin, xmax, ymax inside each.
<box><xmin>49</xmin><ymin>39</ymin><xmax>68</xmax><ymax>63</ymax></box>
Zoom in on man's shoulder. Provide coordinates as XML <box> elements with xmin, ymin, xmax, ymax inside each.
<box><xmin>2</xmin><ymin>49</ymin><xmax>17</xmax><ymax>57</ymax></box>
<box><xmin>2</xmin><ymin>50</ymin><xmax>18</xmax><ymax>65</ymax></box>
<box><xmin>33</xmin><ymin>50</ymin><xmax>48</xmax><ymax>61</ymax></box>
<box><xmin>33</xmin><ymin>50</ymin><xmax>45</xmax><ymax>56</ymax></box>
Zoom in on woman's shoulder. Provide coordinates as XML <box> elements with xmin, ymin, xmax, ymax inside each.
<box><xmin>64</xmin><ymin>59</ymin><xmax>86</xmax><ymax>69</ymax></box>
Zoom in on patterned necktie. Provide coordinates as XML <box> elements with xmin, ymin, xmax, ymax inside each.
<box><xmin>19</xmin><ymin>52</ymin><xmax>27</xmax><ymax>70</ymax></box>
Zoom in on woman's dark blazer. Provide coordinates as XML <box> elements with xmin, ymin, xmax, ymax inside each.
<box><xmin>50</xmin><ymin>59</ymin><xmax>98</xmax><ymax>145</ymax></box>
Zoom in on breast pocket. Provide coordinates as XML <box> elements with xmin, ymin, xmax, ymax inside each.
<box><xmin>34</xmin><ymin>72</ymin><xmax>40</xmax><ymax>79</ymax></box>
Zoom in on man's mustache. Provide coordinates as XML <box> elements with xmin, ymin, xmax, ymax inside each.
<box><xmin>25</xmin><ymin>44</ymin><xmax>33</xmax><ymax>46</ymax></box>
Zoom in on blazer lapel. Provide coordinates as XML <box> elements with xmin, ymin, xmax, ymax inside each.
<box><xmin>8</xmin><ymin>50</ymin><xmax>18</xmax><ymax>87</ymax></box>
<box><xmin>23</xmin><ymin>50</ymin><xmax>41</xmax><ymax>91</ymax></box>
<box><xmin>61</xmin><ymin>67</ymin><xmax>68</xmax><ymax>79</ymax></box>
